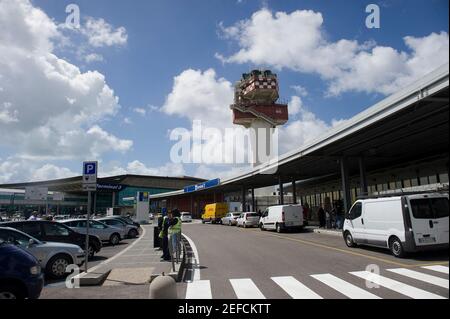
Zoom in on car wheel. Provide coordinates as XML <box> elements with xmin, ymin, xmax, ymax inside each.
<box><xmin>0</xmin><ymin>285</ymin><xmax>24</xmax><ymax>299</ymax></box>
<box><xmin>110</xmin><ymin>233</ymin><xmax>120</xmax><ymax>245</ymax></box>
<box><xmin>276</xmin><ymin>223</ymin><xmax>282</xmax><ymax>233</ymax></box>
<box><xmin>47</xmin><ymin>254</ymin><xmax>72</xmax><ymax>279</ymax></box>
<box><xmin>390</xmin><ymin>236</ymin><xmax>405</xmax><ymax>258</ymax></box>
<box><xmin>202</xmin><ymin>219</ymin><xmax>205</xmax><ymax>224</ymax></box>
<box><xmin>260</xmin><ymin>223</ymin><xmax>265</xmax><ymax>231</ymax></box>
<box><xmin>128</xmin><ymin>229</ymin><xmax>138</xmax><ymax>238</ymax></box>
<box><xmin>87</xmin><ymin>244</ymin><xmax>95</xmax><ymax>259</ymax></box>
<box><xmin>344</xmin><ymin>231</ymin><xmax>356</xmax><ymax>248</ymax></box>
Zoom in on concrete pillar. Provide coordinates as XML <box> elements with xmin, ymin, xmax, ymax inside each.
<box><xmin>241</xmin><ymin>186</ymin><xmax>246</xmax><ymax>212</ymax></box>
<box><xmin>340</xmin><ymin>157</ymin><xmax>351</xmax><ymax>213</ymax></box>
<box><xmin>278</xmin><ymin>176</ymin><xmax>284</xmax><ymax>205</ymax></box>
<box><xmin>358</xmin><ymin>157</ymin><xmax>368</xmax><ymax>196</ymax></box>
<box><xmin>251</xmin><ymin>188</ymin><xmax>255</xmax><ymax>211</ymax></box>
<box><xmin>112</xmin><ymin>192</ymin><xmax>116</xmax><ymax>207</ymax></box>
<box><xmin>292</xmin><ymin>178</ymin><xmax>297</xmax><ymax>204</ymax></box>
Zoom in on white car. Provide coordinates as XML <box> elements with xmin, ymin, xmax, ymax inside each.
<box><xmin>236</xmin><ymin>212</ymin><xmax>260</xmax><ymax>228</ymax></box>
<box><xmin>259</xmin><ymin>205</ymin><xmax>304</xmax><ymax>233</ymax></box>
<box><xmin>0</xmin><ymin>227</ymin><xmax>85</xmax><ymax>279</ymax></box>
<box><xmin>60</xmin><ymin>219</ymin><xmax>126</xmax><ymax>245</ymax></box>
<box><xmin>343</xmin><ymin>192</ymin><xmax>449</xmax><ymax>257</ymax></box>
<box><xmin>180</xmin><ymin>212</ymin><xmax>192</xmax><ymax>223</ymax></box>
<box><xmin>221</xmin><ymin>212</ymin><xmax>242</xmax><ymax>226</ymax></box>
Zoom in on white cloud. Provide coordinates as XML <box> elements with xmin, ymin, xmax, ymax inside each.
<box><xmin>0</xmin><ymin>0</ymin><xmax>132</xmax><ymax>161</ymax></box>
<box><xmin>83</xmin><ymin>53</ymin><xmax>104</xmax><ymax>63</ymax></box>
<box><xmin>217</xmin><ymin>8</ymin><xmax>449</xmax><ymax>96</ymax></box>
<box><xmin>123</xmin><ymin>117</ymin><xmax>132</xmax><ymax>125</ymax></box>
<box><xmin>133</xmin><ymin>107</ymin><xmax>147</xmax><ymax>116</ymax></box>
<box><xmin>161</xmin><ymin>69</ymin><xmax>234</xmax><ymax>127</ymax></box>
<box><xmin>290</xmin><ymin>85</ymin><xmax>308</xmax><ymax>97</ymax></box>
<box><xmin>0</xmin><ymin>158</ymin><xmax>76</xmax><ymax>183</ymax></box>
<box><xmin>81</xmin><ymin>17</ymin><xmax>128</xmax><ymax>48</ymax></box>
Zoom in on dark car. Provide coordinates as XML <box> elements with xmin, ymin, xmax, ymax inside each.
<box><xmin>0</xmin><ymin>221</ymin><xmax>102</xmax><ymax>259</ymax></box>
<box><xmin>0</xmin><ymin>241</ymin><xmax>44</xmax><ymax>299</ymax></box>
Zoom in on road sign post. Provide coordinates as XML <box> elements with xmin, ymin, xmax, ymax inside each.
<box><xmin>82</xmin><ymin>161</ymin><xmax>98</xmax><ymax>273</ymax></box>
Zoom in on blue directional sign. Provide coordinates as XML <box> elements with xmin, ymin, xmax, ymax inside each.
<box><xmin>184</xmin><ymin>178</ymin><xmax>220</xmax><ymax>193</ymax></box>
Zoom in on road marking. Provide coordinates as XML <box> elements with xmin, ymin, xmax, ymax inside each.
<box><xmin>182</xmin><ymin>233</ymin><xmax>201</xmax><ymax>281</ymax></box>
<box><xmin>229</xmin><ymin>279</ymin><xmax>266</xmax><ymax>299</ymax></box>
<box><xmin>421</xmin><ymin>265</ymin><xmax>449</xmax><ymax>274</ymax></box>
<box><xmin>186</xmin><ymin>280</ymin><xmax>212</xmax><ymax>299</ymax></box>
<box><xmin>86</xmin><ymin>225</ymin><xmax>148</xmax><ymax>273</ymax></box>
<box><xmin>311</xmin><ymin>274</ymin><xmax>381</xmax><ymax>299</ymax></box>
<box><xmin>350</xmin><ymin>271</ymin><xmax>446</xmax><ymax>299</ymax></box>
<box><xmin>387</xmin><ymin>268</ymin><xmax>448</xmax><ymax>289</ymax></box>
<box><xmin>271</xmin><ymin>276</ymin><xmax>322</xmax><ymax>299</ymax></box>
<box><xmin>260</xmin><ymin>232</ymin><xmax>409</xmax><ymax>267</ymax></box>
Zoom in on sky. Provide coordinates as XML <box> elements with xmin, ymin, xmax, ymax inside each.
<box><xmin>0</xmin><ymin>0</ymin><xmax>448</xmax><ymax>183</ymax></box>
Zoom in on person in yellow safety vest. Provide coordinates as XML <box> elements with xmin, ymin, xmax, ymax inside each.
<box><xmin>168</xmin><ymin>209</ymin><xmax>182</xmax><ymax>262</ymax></box>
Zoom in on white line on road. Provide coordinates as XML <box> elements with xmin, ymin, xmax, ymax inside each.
<box><xmin>186</xmin><ymin>280</ymin><xmax>212</xmax><ymax>299</ymax></box>
<box><xmin>387</xmin><ymin>268</ymin><xmax>449</xmax><ymax>289</ymax></box>
<box><xmin>182</xmin><ymin>233</ymin><xmax>201</xmax><ymax>281</ymax></box>
<box><xmin>421</xmin><ymin>265</ymin><xmax>449</xmax><ymax>274</ymax></box>
<box><xmin>311</xmin><ymin>274</ymin><xmax>380</xmax><ymax>299</ymax></box>
<box><xmin>86</xmin><ymin>225</ymin><xmax>148</xmax><ymax>273</ymax></box>
<box><xmin>271</xmin><ymin>276</ymin><xmax>322</xmax><ymax>299</ymax></box>
<box><xmin>229</xmin><ymin>279</ymin><xmax>266</xmax><ymax>299</ymax></box>
<box><xmin>350</xmin><ymin>271</ymin><xmax>446</xmax><ymax>299</ymax></box>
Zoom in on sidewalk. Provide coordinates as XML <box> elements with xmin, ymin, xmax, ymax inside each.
<box><xmin>312</xmin><ymin>227</ymin><xmax>343</xmax><ymax>237</ymax></box>
<box><xmin>41</xmin><ymin>224</ymin><xmax>177</xmax><ymax>299</ymax></box>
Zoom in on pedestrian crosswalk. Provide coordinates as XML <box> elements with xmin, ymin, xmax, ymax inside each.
<box><xmin>185</xmin><ymin>265</ymin><xmax>449</xmax><ymax>299</ymax></box>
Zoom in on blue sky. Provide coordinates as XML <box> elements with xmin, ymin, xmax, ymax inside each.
<box><xmin>0</xmin><ymin>0</ymin><xmax>448</xmax><ymax>183</ymax></box>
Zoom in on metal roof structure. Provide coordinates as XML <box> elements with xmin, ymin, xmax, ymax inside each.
<box><xmin>150</xmin><ymin>63</ymin><xmax>449</xmax><ymax>200</ymax></box>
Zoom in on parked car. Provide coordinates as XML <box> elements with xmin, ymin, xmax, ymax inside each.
<box><xmin>96</xmin><ymin>217</ymin><xmax>139</xmax><ymax>238</ymax></box>
<box><xmin>343</xmin><ymin>192</ymin><xmax>449</xmax><ymax>257</ymax></box>
<box><xmin>0</xmin><ymin>227</ymin><xmax>85</xmax><ymax>279</ymax></box>
<box><xmin>53</xmin><ymin>215</ymin><xmax>70</xmax><ymax>221</ymax></box>
<box><xmin>0</xmin><ymin>221</ymin><xmax>102</xmax><ymax>259</ymax></box>
<box><xmin>59</xmin><ymin>219</ymin><xmax>125</xmax><ymax>245</ymax></box>
<box><xmin>236</xmin><ymin>212</ymin><xmax>260</xmax><ymax>228</ymax></box>
<box><xmin>202</xmin><ymin>203</ymin><xmax>228</xmax><ymax>224</ymax></box>
<box><xmin>117</xmin><ymin>216</ymin><xmax>141</xmax><ymax>228</ymax></box>
<box><xmin>0</xmin><ymin>240</ymin><xmax>44</xmax><ymax>299</ymax></box>
<box><xmin>259</xmin><ymin>205</ymin><xmax>304</xmax><ymax>233</ymax></box>
<box><xmin>180</xmin><ymin>212</ymin><xmax>192</xmax><ymax>223</ymax></box>
<box><xmin>221</xmin><ymin>212</ymin><xmax>241</xmax><ymax>226</ymax></box>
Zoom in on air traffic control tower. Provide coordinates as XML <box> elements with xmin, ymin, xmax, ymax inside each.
<box><xmin>230</xmin><ymin>70</ymin><xmax>289</xmax><ymax>166</ymax></box>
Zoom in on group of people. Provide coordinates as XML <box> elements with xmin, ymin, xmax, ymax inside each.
<box><xmin>157</xmin><ymin>208</ymin><xmax>182</xmax><ymax>262</ymax></box>
<box><xmin>317</xmin><ymin>200</ymin><xmax>344</xmax><ymax>230</ymax></box>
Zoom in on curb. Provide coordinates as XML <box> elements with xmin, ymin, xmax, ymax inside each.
<box><xmin>75</xmin><ymin>269</ymin><xmax>111</xmax><ymax>287</ymax></box>
<box><xmin>313</xmin><ymin>228</ymin><xmax>343</xmax><ymax>237</ymax></box>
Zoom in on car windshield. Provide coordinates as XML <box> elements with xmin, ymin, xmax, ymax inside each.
<box><xmin>233</xmin><ymin>213</ymin><xmax>241</xmax><ymax>216</ymax></box>
<box><xmin>247</xmin><ymin>213</ymin><xmax>258</xmax><ymax>217</ymax></box>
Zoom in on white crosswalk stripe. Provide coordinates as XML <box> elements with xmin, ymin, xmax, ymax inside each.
<box><xmin>271</xmin><ymin>276</ymin><xmax>322</xmax><ymax>299</ymax></box>
<box><xmin>350</xmin><ymin>271</ymin><xmax>446</xmax><ymax>299</ymax></box>
<box><xmin>387</xmin><ymin>268</ymin><xmax>449</xmax><ymax>289</ymax></box>
<box><xmin>185</xmin><ymin>268</ymin><xmax>448</xmax><ymax>299</ymax></box>
<box><xmin>229</xmin><ymin>279</ymin><xmax>266</xmax><ymax>299</ymax></box>
<box><xmin>421</xmin><ymin>265</ymin><xmax>449</xmax><ymax>274</ymax></box>
<box><xmin>311</xmin><ymin>274</ymin><xmax>381</xmax><ymax>299</ymax></box>
<box><xmin>186</xmin><ymin>280</ymin><xmax>212</xmax><ymax>299</ymax></box>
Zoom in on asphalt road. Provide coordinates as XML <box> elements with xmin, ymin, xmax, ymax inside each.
<box><xmin>179</xmin><ymin>220</ymin><xmax>449</xmax><ymax>299</ymax></box>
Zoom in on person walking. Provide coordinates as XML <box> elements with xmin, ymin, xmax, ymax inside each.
<box><xmin>168</xmin><ymin>209</ymin><xmax>182</xmax><ymax>263</ymax></box>
<box><xmin>318</xmin><ymin>205</ymin><xmax>326</xmax><ymax>228</ymax></box>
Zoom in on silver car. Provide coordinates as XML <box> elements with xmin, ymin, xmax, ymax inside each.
<box><xmin>221</xmin><ymin>212</ymin><xmax>242</xmax><ymax>226</ymax></box>
<box><xmin>60</xmin><ymin>219</ymin><xmax>126</xmax><ymax>245</ymax></box>
<box><xmin>236</xmin><ymin>212</ymin><xmax>260</xmax><ymax>228</ymax></box>
<box><xmin>96</xmin><ymin>217</ymin><xmax>139</xmax><ymax>238</ymax></box>
<box><xmin>0</xmin><ymin>227</ymin><xmax>85</xmax><ymax>279</ymax></box>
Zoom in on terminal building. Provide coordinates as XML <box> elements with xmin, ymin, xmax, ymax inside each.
<box><xmin>149</xmin><ymin>64</ymin><xmax>449</xmax><ymax>221</ymax></box>
<box><xmin>0</xmin><ymin>175</ymin><xmax>205</xmax><ymax>218</ymax></box>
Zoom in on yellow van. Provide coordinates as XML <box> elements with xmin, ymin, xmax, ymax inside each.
<box><xmin>202</xmin><ymin>203</ymin><xmax>229</xmax><ymax>224</ymax></box>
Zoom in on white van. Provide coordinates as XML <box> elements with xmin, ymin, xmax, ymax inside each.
<box><xmin>343</xmin><ymin>192</ymin><xmax>449</xmax><ymax>257</ymax></box>
<box><xmin>259</xmin><ymin>205</ymin><xmax>304</xmax><ymax>233</ymax></box>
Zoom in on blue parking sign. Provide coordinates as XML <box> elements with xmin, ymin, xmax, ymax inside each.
<box><xmin>84</xmin><ymin>162</ymin><xmax>97</xmax><ymax>175</ymax></box>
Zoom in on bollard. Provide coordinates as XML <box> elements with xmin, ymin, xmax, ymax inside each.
<box><xmin>149</xmin><ymin>274</ymin><xmax>178</xmax><ymax>299</ymax></box>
